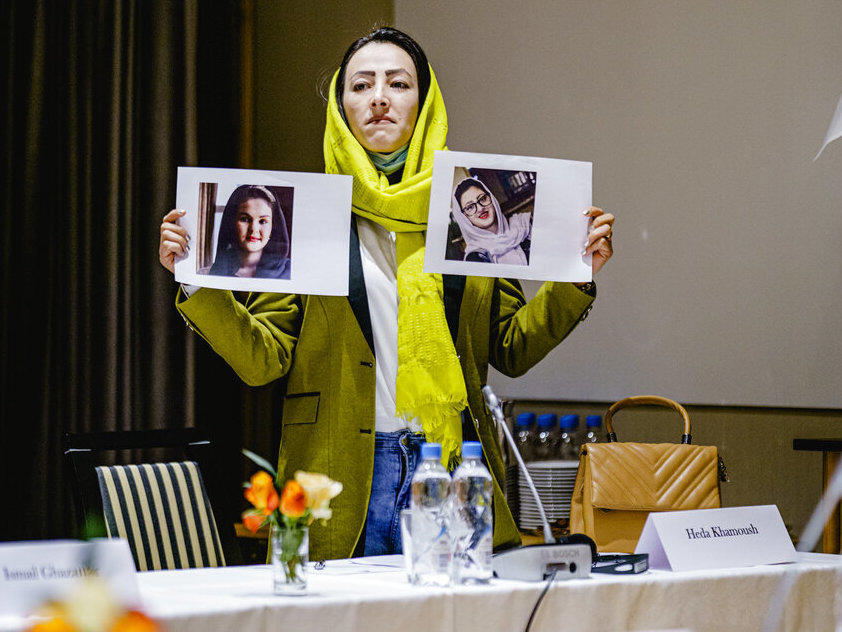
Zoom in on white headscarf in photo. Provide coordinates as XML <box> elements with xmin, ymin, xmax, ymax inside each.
<box><xmin>451</xmin><ymin>177</ymin><xmax>532</xmax><ymax>265</ymax></box>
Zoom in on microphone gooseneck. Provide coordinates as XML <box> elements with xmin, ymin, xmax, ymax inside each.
<box><xmin>482</xmin><ymin>385</ymin><xmax>554</xmax><ymax>544</ymax></box>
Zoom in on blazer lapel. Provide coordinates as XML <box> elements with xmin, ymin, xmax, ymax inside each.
<box><xmin>347</xmin><ymin>219</ymin><xmax>465</xmax><ymax>356</ymax></box>
<box><xmin>446</xmin><ymin>275</ymin><xmax>478</xmax><ymax>443</ymax></box>
<box><xmin>443</xmin><ymin>273</ymin><xmax>466</xmax><ymax>344</ymax></box>
<box><xmin>347</xmin><ymin>218</ymin><xmax>375</xmax><ymax>354</ymax></box>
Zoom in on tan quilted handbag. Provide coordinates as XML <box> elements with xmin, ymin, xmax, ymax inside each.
<box><xmin>570</xmin><ymin>396</ymin><xmax>723</xmax><ymax>553</ymax></box>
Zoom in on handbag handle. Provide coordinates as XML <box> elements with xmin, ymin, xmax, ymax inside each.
<box><xmin>604</xmin><ymin>395</ymin><xmax>692</xmax><ymax>444</ymax></box>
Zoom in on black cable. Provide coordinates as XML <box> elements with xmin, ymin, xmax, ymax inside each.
<box><xmin>524</xmin><ymin>570</ymin><xmax>557</xmax><ymax>632</ymax></box>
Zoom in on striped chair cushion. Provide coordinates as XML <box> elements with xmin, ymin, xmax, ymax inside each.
<box><xmin>96</xmin><ymin>461</ymin><xmax>226</xmax><ymax>571</ymax></box>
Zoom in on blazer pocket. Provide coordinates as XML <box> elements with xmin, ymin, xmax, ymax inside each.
<box><xmin>283</xmin><ymin>392</ymin><xmax>320</xmax><ymax>425</ymax></box>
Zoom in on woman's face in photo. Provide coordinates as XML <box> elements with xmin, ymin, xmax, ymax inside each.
<box><xmin>342</xmin><ymin>42</ymin><xmax>420</xmax><ymax>153</ymax></box>
<box><xmin>460</xmin><ymin>185</ymin><xmax>496</xmax><ymax>230</ymax></box>
<box><xmin>236</xmin><ymin>197</ymin><xmax>273</xmax><ymax>253</ymax></box>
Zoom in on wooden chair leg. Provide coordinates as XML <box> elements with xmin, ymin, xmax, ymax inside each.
<box><xmin>821</xmin><ymin>451</ymin><xmax>841</xmax><ymax>554</ymax></box>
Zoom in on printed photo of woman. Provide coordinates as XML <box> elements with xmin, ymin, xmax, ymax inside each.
<box><xmin>450</xmin><ymin>176</ymin><xmax>532</xmax><ymax>265</ymax></box>
<box><xmin>208</xmin><ymin>184</ymin><xmax>291</xmax><ymax>279</ymax></box>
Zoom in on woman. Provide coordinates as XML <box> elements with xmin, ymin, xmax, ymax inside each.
<box><xmin>208</xmin><ymin>185</ymin><xmax>290</xmax><ymax>279</ymax></box>
<box><xmin>451</xmin><ymin>176</ymin><xmax>531</xmax><ymax>265</ymax></box>
<box><xmin>158</xmin><ymin>27</ymin><xmax>614</xmax><ymax>561</ymax></box>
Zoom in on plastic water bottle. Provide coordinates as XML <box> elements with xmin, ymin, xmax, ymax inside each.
<box><xmin>514</xmin><ymin>412</ymin><xmax>536</xmax><ymax>462</ymax></box>
<box><xmin>584</xmin><ymin>415</ymin><xmax>603</xmax><ymax>443</ymax></box>
<box><xmin>533</xmin><ymin>413</ymin><xmax>557</xmax><ymax>461</ymax></box>
<box><xmin>569</xmin><ymin>414</ymin><xmax>582</xmax><ymax>448</ymax></box>
<box><xmin>450</xmin><ymin>441</ymin><xmax>493</xmax><ymax>584</ymax></box>
<box><xmin>558</xmin><ymin>415</ymin><xmax>578</xmax><ymax>460</ymax></box>
<box><xmin>410</xmin><ymin>443</ymin><xmax>452</xmax><ymax>586</ymax></box>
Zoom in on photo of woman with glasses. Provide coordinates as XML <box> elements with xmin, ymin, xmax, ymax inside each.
<box><xmin>449</xmin><ymin>174</ymin><xmax>533</xmax><ymax>265</ymax></box>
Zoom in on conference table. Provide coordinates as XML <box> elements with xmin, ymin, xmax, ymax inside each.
<box><xmin>4</xmin><ymin>552</ymin><xmax>842</xmax><ymax>631</ymax></box>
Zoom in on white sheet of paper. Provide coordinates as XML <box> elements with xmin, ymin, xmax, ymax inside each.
<box><xmin>315</xmin><ymin>555</ymin><xmax>406</xmax><ymax>575</ymax></box>
<box><xmin>635</xmin><ymin>505</ymin><xmax>797</xmax><ymax>572</ymax></box>
<box><xmin>815</xmin><ymin>92</ymin><xmax>842</xmax><ymax>160</ymax></box>
<box><xmin>175</xmin><ymin>167</ymin><xmax>352</xmax><ymax>295</ymax></box>
<box><xmin>423</xmin><ymin>150</ymin><xmax>592</xmax><ymax>282</ymax></box>
<box><xmin>0</xmin><ymin>539</ymin><xmax>140</xmax><ymax>616</ymax></box>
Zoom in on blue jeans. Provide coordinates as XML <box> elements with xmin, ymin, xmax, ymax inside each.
<box><xmin>363</xmin><ymin>430</ymin><xmax>425</xmax><ymax>556</ymax></box>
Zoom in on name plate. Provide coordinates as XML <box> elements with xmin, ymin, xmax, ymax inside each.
<box><xmin>634</xmin><ymin>505</ymin><xmax>796</xmax><ymax>571</ymax></box>
<box><xmin>0</xmin><ymin>539</ymin><xmax>140</xmax><ymax>616</ymax></box>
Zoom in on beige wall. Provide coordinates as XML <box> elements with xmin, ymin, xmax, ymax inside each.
<box><xmin>393</xmin><ymin>0</ymin><xmax>842</xmax><ymax>542</ymax></box>
<box><xmin>395</xmin><ymin>1</ymin><xmax>842</xmax><ymax>409</ymax></box>
<box><xmin>253</xmin><ymin>1</ymin><xmax>393</xmax><ymax>172</ymax></box>
<box><xmin>251</xmin><ymin>3</ymin><xmax>842</xmax><ymax>543</ymax></box>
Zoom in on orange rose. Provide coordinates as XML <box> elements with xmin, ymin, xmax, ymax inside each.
<box><xmin>27</xmin><ymin>618</ymin><xmax>74</xmax><ymax>632</ymax></box>
<box><xmin>244</xmin><ymin>471</ymin><xmax>279</xmax><ymax>515</ymax></box>
<box><xmin>112</xmin><ymin>610</ymin><xmax>160</xmax><ymax>632</ymax></box>
<box><xmin>265</xmin><ymin>487</ymin><xmax>279</xmax><ymax>513</ymax></box>
<box><xmin>279</xmin><ymin>480</ymin><xmax>308</xmax><ymax>518</ymax></box>
<box><xmin>242</xmin><ymin>512</ymin><xmax>264</xmax><ymax>533</ymax></box>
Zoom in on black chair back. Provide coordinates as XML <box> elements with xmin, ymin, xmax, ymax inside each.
<box><xmin>63</xmin><ymin>428</ymin><xmax>242</xmax><ymax>568</ymax></box>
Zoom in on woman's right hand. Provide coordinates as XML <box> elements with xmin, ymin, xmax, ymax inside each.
<box><xmin>159</xmin><ymin>209</ymin><xmax>189</xmax><ymax>274</ymax></box>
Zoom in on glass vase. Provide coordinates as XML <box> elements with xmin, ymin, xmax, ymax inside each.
<box><xmin>271</xmin><ymin>525</ymin><xmax>308</xmax><ymax>594</ymax></box>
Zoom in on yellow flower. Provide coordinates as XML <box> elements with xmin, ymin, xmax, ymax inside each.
<box><xmin>294</xmin><ymin>471</ymin><xmax>343</xmax><ymax>521</ymax></box>
<box><xmin>29</xmin><ymin>577</ymin><xmax>122</xmax><ymax>632</ymax></box>
<box><xmin>27</xmin><ymin>616</ymin><xmax>75</xmax><ymax>632</ymax></box>
<box><xmin>27</xmin><ymin>571</ymin><xmax>160</xmax><ymax>632</ymax></box>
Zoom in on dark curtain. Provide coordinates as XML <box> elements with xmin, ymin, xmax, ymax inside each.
<box><xmin>0</xmin><ymin>0</ymin><xmax>248</xmax><ymax>541</ymax></box>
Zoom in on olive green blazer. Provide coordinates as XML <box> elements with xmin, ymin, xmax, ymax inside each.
<box><xmin>177</xmin><ymin>230</ymin><xmax>594</xmax><ymax>561</ymax></box>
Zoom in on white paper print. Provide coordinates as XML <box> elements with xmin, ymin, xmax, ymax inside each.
<box><xmin>175</xmin><ymin>167</ymin><xmax>352</xmax><ymax>295</ymax></box>
<box><xmin>424</xmin><ymin>151</ymin><xmax>592</xmax><ymax>282</ymax></box>
<box><xmin>635</xmin><ymin>505</ymin><xmax>797</xmax><ymax>572</ymax></box>
<box><xmin>0</xmin><ymin>539</ymin><xmax>140</xmax><ymax>616</ymax></box>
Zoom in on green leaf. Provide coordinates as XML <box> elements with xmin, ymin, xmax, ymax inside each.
<box><xmin>242</xmin><ymin>448</ymin><xmax>278</xmax><ymax>478</ymax></box>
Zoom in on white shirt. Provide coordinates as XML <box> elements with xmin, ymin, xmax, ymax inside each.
<box><xmin>356</xmin><ymin>217</ymin><xmax>422</xmax><ymax>434</ymax></box>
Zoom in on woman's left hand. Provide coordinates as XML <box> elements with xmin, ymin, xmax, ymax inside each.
<box><xmin>584</xmin><ymin>206</ymin><xmax>614</xmax><ymax>276</ymax></box>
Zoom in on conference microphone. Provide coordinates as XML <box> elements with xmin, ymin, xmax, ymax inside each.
<box><xmin>482</xmin><ymin>385</ymin><xmax>592</xmax><ymax>581</ymax></box>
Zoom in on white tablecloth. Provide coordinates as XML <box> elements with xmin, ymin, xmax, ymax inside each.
<box><xmin>4</xmin><ymin>553</ymin><xmax>842</xmax><ymax>631</ymax></box>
